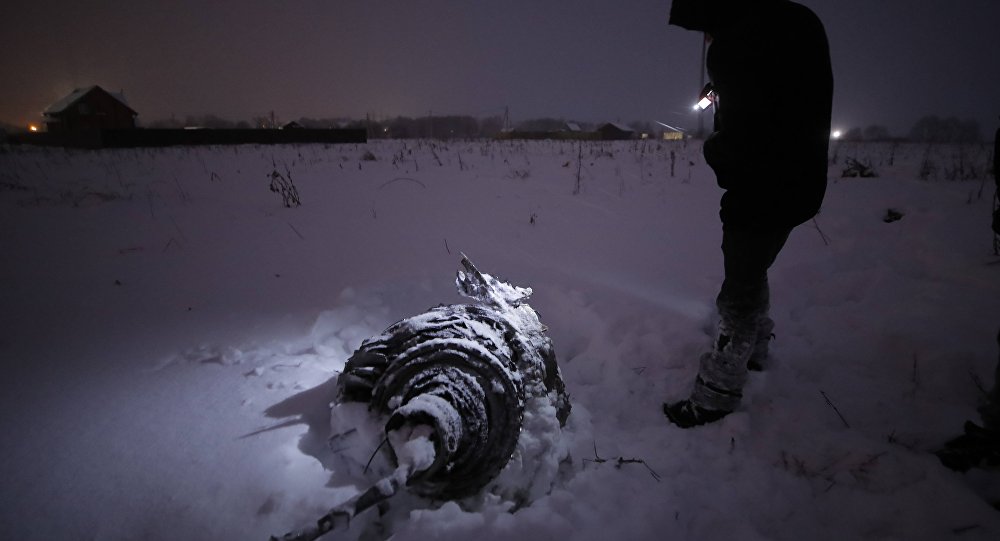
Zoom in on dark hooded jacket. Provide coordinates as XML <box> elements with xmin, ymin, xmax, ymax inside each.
<box><xmin>670</xmin><ymin>0</ymin><xmax>833</xmax><ymax>230</ymax></box>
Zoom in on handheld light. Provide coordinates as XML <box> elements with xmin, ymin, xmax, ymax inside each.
<box><xmin>694</xmin><ymin>83</ymin><xmax>716</xmax><ymax>111</ymax></box>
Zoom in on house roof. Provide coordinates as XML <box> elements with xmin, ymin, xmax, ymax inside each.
<box><xmin>44</xmin><ymin>86</ymin><xmax>136</xmax><ymax>115</ymax></box>
<box><xmin>600</xmin><ymin>122</ymin><xmax>633</xmax><ymax>133</ymax></box>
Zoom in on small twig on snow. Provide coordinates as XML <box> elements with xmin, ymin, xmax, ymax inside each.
<box><xmin>969</xmin><ymin>369</ymin><xmax>989</xmax><ymax>398</ymax></box>
<box><xmin>584</xmin><ymin>441</ymin><xmax>661</xmax><ymax>482</ymax></box>
<box><xmin>614</xmin><ymin>457</ymin><xmax>662</xmax><ymax>482</ymax></box>
<box><xmin>573</xmin><ymin>141</ymin><xmax>583</xmax><ymax>195</ymax></box>
<box><xmin>286</xmin><ymin>221</ymin><xmax>305</xmax><ymax>240</ymax></box>
<box><xmin>820</xmin><ymin>390</ymin><xmax>851</xmax><ymax>429</ymax></box>
<box><xmin>378</xmin><ymin>177</ymin><xmax>426</xmax><ymax>190</ymax></box>
<box><xmin>812</xmin><ymin>218</ymin><xmax>831</xmax><ymax>246</ymax></box>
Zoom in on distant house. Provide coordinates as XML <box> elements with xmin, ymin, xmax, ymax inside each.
<box><xmin>281</xmin><ymin>121</ymin><xmax>303</xmax><ymax>130</ymax></box>
<box><xmin>565</xmin><ymin>122</ymin><xmax>583</xmax><ymax>133</ymax></box>
<box><xmin>661</xmin><ymin>126</ymin><xmax>684</xmax><ymax>141</ymax></box>
<box><xmin>597</xmin><ymin>122</ymin><xmax>634</xmax><ymax>141</ymax></box>
<box><xmin>43</xmin><ymin>86</ymin><xmax>137</xmax><ymax>135</ymax></box>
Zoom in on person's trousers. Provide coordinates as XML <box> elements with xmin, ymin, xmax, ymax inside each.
<box><xmin>691</xmin><ymin>227</ymin><xmax>792</xmax><ymax>412</ymax></box>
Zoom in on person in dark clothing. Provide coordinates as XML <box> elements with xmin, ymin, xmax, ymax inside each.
<box><xmin>994</xmin><ymin>121</ymin><xmax>999</xmax><ymax>186</ymax></box>
<box><xmin>664</xmin><ymin>0</ymin><xmax>833</xmax><ymax>427</ymax></box>
<box><xmin>985</xmin><ymin>122</ymin><xmax>1000</xmax><ymax>427</ymax></box>
<box><xmin>993</xmin><ymin>121</ymin><xmax>1000</xmax><ymax>242</ymax></box>
<box><xmin>934</xmin><ymin>122</ymin><xmax>1000</xmax><ymax>476</ymax></box>
<box><xmin>935</xmin><ymin>332</ymin><xmax>1000</xmax><ymax>474</ymax></box>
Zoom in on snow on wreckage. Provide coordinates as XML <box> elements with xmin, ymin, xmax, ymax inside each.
<box><xmin>271</xmin><ymin>256</ymin><xmax>572</xmax><ymax>541</ymax></box>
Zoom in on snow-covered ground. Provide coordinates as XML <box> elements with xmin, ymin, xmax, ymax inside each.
<box><xmin>1</xmin><ymin>138</ymin><xmax>998</xmax><ymax>540</ymax></box>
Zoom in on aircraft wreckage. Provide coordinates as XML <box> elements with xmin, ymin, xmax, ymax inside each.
<box><xmin>271</xmin><ymin>256</ymin><xmax>571</xmax><ymax>541</ymax></box>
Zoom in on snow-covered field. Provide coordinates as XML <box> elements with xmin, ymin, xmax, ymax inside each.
<box><xmin>1</xmin><ymin>138</ymin><xmax>998</xmax><ymax>540</ymax></box>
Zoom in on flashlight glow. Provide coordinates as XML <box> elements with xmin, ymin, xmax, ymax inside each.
<box><xmin>831</xmin><ymin>130</ymin><xmax>842</xmax><ymax>139</ymax></box>
<box><xmin>29</xmin><ymin>125</ymin><xmax>38</xmax><ymax>132</ymax></box>
<box><xmin>694</xmin><ymin>86</ymin><xmax>716</xmax><ymax>111</ymax></box>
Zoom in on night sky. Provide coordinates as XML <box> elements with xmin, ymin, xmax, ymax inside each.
<box><xmin>2</xmin><ymin>0</ymin><xmax>998</xmax><ymax>137</ymax></box>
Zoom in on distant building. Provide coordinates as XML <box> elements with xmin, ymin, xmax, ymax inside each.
<box><xmin>43</xmin><ymin>86</ymin><xmax>137</xmax><ymax>135</ymax></box>
<box><xmin>662</xmin><ymin>127</ymin><xmax>684</xmax><ymax>141</ymax></box>
<box><xmin>597</xmin><ymin>122</ymin><xmax>634</xmax><ymax>141</ymax></box>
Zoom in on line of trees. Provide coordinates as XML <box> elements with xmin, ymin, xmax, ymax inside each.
<box><xmin>840</xmin><ymin>116</ymin><xmax>986</xmax><ymax>143</ymax></box>
<box><xmin>142</xmin><ymin>113</ymin><xmax>505</xmax><ymax>138</ymax></box>
<box><xmin>139</xmin><ymin>113</ymin><xmax>668</xmax><ymax>139</ymax></box>
<box><xmin>907</xmin><ymin>116</ymin><xmax>983</xmax><ymax>143</ymax></box>
<box><xmin>360</xmin><ymin>115</ymin><xmax>502</xmax><ymax>139</ymax></box>
<box><xmin>131</xmin><ymin>114</ymin><xmax>991</xmax><ymax>143</ymax></box>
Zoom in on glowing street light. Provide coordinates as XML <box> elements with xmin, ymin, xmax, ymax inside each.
<box><xmin>831</xmin><ymin>130</ymin><xmax>842</xmax><ymax>139</ymax></box>
<box><xmin>28</xmin><ymin>124</ymin><xmax>39</xmax><ymax>132</ymax></box>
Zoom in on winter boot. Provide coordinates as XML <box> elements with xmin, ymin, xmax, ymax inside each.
<box><xmin>663</xmin><ymin>398</ymin><xmax>729</xmax><ymax>428</ymax></box>
<box><xmin>978</xmin><ymin>329</ymin><xmax>1000</xmax><ymax>430</ymax></box>
<box><xmin>665</xmin><ymin>328</ymin><xmax>755</xmax><ymax>428</ymax></box>
<box><xmin>690</xmin><ymin>336</ymin><xmax>752</xmax><ymax>413</ymax></box>
<box><xmin>981</xmin><ymin>400</ymin><xmax>1000</xmax><ymax>432</ymax></box>
<box><xmin>935</xmin><ymin>421</ymin><xmax>1000</xmax><ymax>472</ymax></box>
<box><xmin>747</xmin><ymin>317</ymin><xmax>775</xmax><ymax>372</ymax></box>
